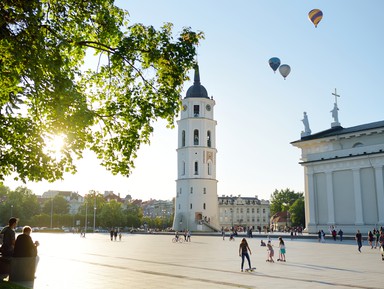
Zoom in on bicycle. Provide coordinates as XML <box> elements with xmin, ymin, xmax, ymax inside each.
<box><xmin>172</xmin><ymin>237</ymin><xmax>184</xmax><ymax>243</ymax></box>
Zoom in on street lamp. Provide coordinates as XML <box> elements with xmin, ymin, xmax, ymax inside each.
<box><xmin>93</xmin><ymin>195</ymin><xmax>96</xmax><ymax>233</ymax></box>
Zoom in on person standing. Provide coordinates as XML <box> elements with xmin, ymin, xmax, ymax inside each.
<box><xmin>239</xmin><ymin>238</ymin><xmax>252</xmax><ymax>272</ymax></box>
<box><xmin>0</xmin><ymin>217</ymin><xmax>18</xmax><ymax>258</ymax></box>
<box><xmin>266</xmin><ymin>241</ymin><xmax>275</xmax><ymax>262</ymax></box>
<box><xmin>368</xmin><ymin>231</ymin><xmax>374</xmax><ymax>249</ymax></box>
<box><xmin>338</xmin><ymin>229</ymin><xmax>344</xmax><ymax>242</ymax></box>
<box><xmin>356</xmin><ymin>230</ymin><xmax>363</xmax><ymax>252</ymax></box>
<box><xmin>277</xmin><ymin>237</ymin><xmax>286</xmax><ymax>262</ymax></box>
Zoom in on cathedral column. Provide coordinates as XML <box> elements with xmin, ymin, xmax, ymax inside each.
<box><xmin>374</xmin><ymin>166</ymin><xmax>384</xmax><ymax>225</ymax></box>
<box><xmin>325</xmin><ymin>171</ymin><xmax>335</xmax><ymax>225</ymax></box>
<box><xmin>306</xmin><ymin>170</ymin><xmax>316</xmax><ymax>226</ymax></box>
<box><xmin>352</xmin><ymin>168</ymin><xmax>364</xmax><ymax>225</ymax></box>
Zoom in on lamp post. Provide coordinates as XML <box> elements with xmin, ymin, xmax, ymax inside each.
<box><xmin>85</xmin><ymin>201</ymin><xmax>88</xmax><ymax>234</ymax></box>
<box><xmin>93</xmin><ymin>195</ymin><xmax>96</xmax><ymax>233</ymax></box>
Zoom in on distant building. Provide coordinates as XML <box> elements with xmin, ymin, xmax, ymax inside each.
<box><xmin>41</xmin><ymin>190</ymin><xmax>84</xmax><ymax>215</ymax></box>
<box><xmin>270</xmin><ymin>211</ymin><xmax>290</xmax><ymax>232</ymax></box>
<box><xmin>218</xmin><ymin>195</ymin><xmax>270</xmax><ymax>231</ymax></box>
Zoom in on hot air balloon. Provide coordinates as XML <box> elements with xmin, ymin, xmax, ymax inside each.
<box><xmin>268</xmin><ymin>57</ymin><xmax>281</xmax><ymax>73</ymax></box>
<box><xmin>308</xmin><ymin>9</ymin><xmax>323</xmax><ymax>28</ymax></box>
<box><xmin>279</xmin><ymin>64</ymin><xmax>291</xmax><ymax>80</ymax></box>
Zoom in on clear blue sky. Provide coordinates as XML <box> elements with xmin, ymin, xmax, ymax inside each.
<box><xmin>5</xmin><ymin>0</ymin><xmax>384</xmax><ymax>201</ymax></box>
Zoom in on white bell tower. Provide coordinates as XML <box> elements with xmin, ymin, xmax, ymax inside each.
<box><xmin>173</xmin><ymin>65</ymin><xmax>219</xmax><ymax>232</ymax></box>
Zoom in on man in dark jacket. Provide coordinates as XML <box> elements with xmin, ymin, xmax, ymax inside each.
<box><xmin>13</xmin><ymin>226</ymin><xmax>39</xmax><ymax>258</ymax></box>
<box><xmin>0</xmin><ymin>217</ymin><xmax>18</xmax><ymax>257</ymax></box>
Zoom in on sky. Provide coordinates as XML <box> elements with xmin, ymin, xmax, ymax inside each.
<box><xmin>4</xmin><ymin>0</ymin><xmax>384</xmax><ymax>201</ymax></box>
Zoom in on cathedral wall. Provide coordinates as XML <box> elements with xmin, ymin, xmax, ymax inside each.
<box><xmin>333</xmin><ymin>170</ymin><xmax>354</xmax><ymax>224</ymax></box>
<box><xmin>314</xmin><ymin>173</ymin><xmax>328</xmax><ymax>224</ymax></box>
<box><xmin>361</xmin><ymin>167</ymin><xmax>378</xmax><ymax>224</ymax></box>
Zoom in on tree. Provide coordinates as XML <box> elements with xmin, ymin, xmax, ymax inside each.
<box><xmin>0</xmin><ymin>1</ymin><xmax>203</xmax><ymax>183</ymax></box>
<box><xmin>269</xmin><ymin>188</ymin><xmax>303</xmax><ymax>216</ymax></box>
<box><xmin>42</xmin><ymin>195</ymin><xmax>69</xmax><ymax>215</ymax></box>
<box><xmin>99</xmin><ymin>199</ymin><xmax>125</xmax><ymax>228</ymax></box>
<box><xmin>0</xmin><ymin>186</ymin><xmax>41</xmax><ymax>224</ymax></box>
<box><xmin>289</xmin><ymin>197</ymin><xmax>305</xmax><ymax>227</ymax></box>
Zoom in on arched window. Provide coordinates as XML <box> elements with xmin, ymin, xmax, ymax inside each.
<box><xmin>207</xmin><ymin>162</ymin><xmax>211</xmax><ymax>175</ymax></box>
<box><xmin>203</xmin><ymin>203</ymin><xmax>206</xmax><ymax>210</ymax></box>
<box><xmin>194</xmin><ymin>161</ymin><xmax>198</xmax><ymax>175</ymax></box>
<box><xmin>194</xmin><ymin>129</ymin><xmax>199</xmax><ymax>145</ymax></box>
<box><xmin>190</xmin><ymin>203</ymin><xmax>193</xmax><ymax>209</ymax></box>
<box><xmin>353</xmin><ymin>142</ymin><xmax>363</xmax><ymax>148</ymax></box>
<box><xmin>182</xmin><ymin>130</ymin><xmax>186</xmax><ymax>147</ymax></box>
<box><xmin>207</xmin><ymin>131</ymin><xmax>211</xmax><ymax>147</ymax></box>
<box><xmin>190</xmin><ymin>187</ymin><xmax>193</xmax><ymax>194</ymax></box>
<box><xmin>203</xmin><ymin>188</ymin><xmax>206</xmax><ymax>194</ymax></box>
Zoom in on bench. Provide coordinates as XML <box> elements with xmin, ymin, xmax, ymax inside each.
<box><xmin>9</xmin><ymin>257</ymin><xmax>36</xmax><ymax>281</ymax></box>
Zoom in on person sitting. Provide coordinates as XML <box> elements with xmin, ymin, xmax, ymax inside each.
<box><xmin>11</xmin><ymin>226</ymin><xmax>39</xmax><ymax>281</ymax></box>
<box><xmin>260</xmin><ymin>240</ymin><xmax>266</xmax><ymax>246</ymax></box>
<box><xmin>13</xmin><ymin>226</ymin><xmax>39</xmax><ymax>258</ymax></box>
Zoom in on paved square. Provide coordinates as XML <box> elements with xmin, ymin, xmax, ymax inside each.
<box><xmin>7</xmin><ymin>233</ymin><xmax>383</xmax><ymax>289</ymax></box>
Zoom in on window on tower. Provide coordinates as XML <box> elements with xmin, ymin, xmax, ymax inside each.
<box><xmin>208</xmin><ymin>162</ymin><xmax>211</xmax><ymax>175</ymax></box>
<box><xmin>182</xmin><ymin>161</ymin><xmax>185</xmax><ymax>175</ymax></box>
<box><xmin>203</xmin><ymin>203</ymin><xmax>206</xmax><ymax>210</ymax></box>
<box><xmin>194</xmin><ymin>161</ymin><xmax>198</xmax><ymax>175</ymax></box>
<box><xmin>194</xmin><ymin>129</ymin><xmax>199</xmax><ymax>145</ymax></box>
<box><xmin>190</xmin><ymin>203</ymin><xmax>193</xmax><ymax>209</ymax></box>
<box><xmin>190</xmin><ymin>187</ymin><xmax>193</xmax><ymax>194</ymax></box>
<box><xmin>194</xmin><ymin>105</ymin><xmax>199</xmax><ymax>117</ymax></box>
<box><xmin>182</xmin><ymin>130</ymin><xmax>185</xmax><ymax>147</ymax></box>
<box><xmin>203</xmin><ymin>188</ymin><xmax>206</xmax><ymax>194</ymax></box>
<box><xmin>207</xmin><ymin>131</ymin><xmax>211</xmax><ymax>147</ymax></box>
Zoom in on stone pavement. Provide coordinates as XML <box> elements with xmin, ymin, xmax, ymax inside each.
<box><xmin>4</xmin><ymin>233</ymin><xmax>383</xmax><ymax>289</ymax></box>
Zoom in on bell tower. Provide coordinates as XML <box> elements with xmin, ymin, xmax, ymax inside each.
<box><xmin>172</xmin><ymin>65</ymin><xmax>219</xmax><ymax>232</ymax></box>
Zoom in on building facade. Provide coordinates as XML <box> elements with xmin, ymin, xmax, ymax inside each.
<box><xmin>292</xmin><ymin>120</ymin><xmax>384</xmax><ymax>234</ymax></box>
<box><xmin>218</xmin><ymin>195</ymin><xmax>270</xmax><ymax>231</ymax></box>
<box><xmin>172</xmin><ymin>65</ymin><xmax>220</xmax><ymax>231</ymax></box>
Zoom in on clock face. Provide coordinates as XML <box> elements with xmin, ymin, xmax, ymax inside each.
<box><xmin>182</xmin><ymin>105</ymin><xmax>187</xmax><ymax>111</ymax></box>
<box><xmin>206</xmin><ymin>104</ymin><xmax>211</xmax><ymax>111</ymax></box>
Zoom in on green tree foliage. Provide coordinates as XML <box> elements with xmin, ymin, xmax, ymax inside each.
<box><xmin>42</xmin><ymin>195</ymin><xmax>69</xmax><ymax>215</ymax></box>
<box><xmin>0</xmin><ymin>1</ymin><xmax>203</xmax><ymax>183</ymax></box>
<box><xmin>125</xmin><ymin>202</ymin><xmax>142</xmax><ymax>228</ymax></box>
<box><xmin>269</xmin><ymin>188</ymin><xmax>303</xmax><ymax>216</ymax></box>
<box><xmin>289</xmin><ymin>197</ymin><xmax>305</xmax><ymax>227</ymax></box>
<box><xmin>0</xmin><ymin>185</ymin><xmax>40</xmax><ymax>224</ymax></box>
<box><xmin>99</xmin><ymin>199</ymin><xmax>125</xmax><ymax>228</ymax></box>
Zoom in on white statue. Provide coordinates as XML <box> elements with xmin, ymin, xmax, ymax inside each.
<box><xmin>301</xmin><ymin>112</ymin><xmax>311</xmax><ymax>136</ymax></box>
<box><xmin>331</xmin><ymin>103</ymin><xmax>339</xmax><ymax>123</ymax></box>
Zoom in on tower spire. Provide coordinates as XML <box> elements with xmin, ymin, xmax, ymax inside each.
<box><xmin>194</xmin><ymin>64</ymin><xmax>201</xmax><ymax>85</ymax></box>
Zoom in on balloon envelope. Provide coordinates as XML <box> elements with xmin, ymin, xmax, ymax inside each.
<box><xmin>308</xmin><ymin>9</ymin><xmax>323</xmax><ymax>27</ymax></box>
<box><xmin>268</xmin><ymin>57</ymin><xmax>281</xmax><ymax>73</ymax></box>
<box><xmin>279</xmin><ymin>64</ymin><xmax>291</xmax><ymax>79</ymax></box>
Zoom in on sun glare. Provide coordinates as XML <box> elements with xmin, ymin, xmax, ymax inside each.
<box><xmin>44</xmin><ymin>134</ymin><xmax>66</xmax><ymax>159</ymax></box>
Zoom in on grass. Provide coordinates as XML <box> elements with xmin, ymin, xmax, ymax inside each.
<box><xmin>0</xmin><ymin>281</ymin><xmax>28</xmax><ymax>289</ymax></box>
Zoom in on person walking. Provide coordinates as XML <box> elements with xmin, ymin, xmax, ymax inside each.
<box><xmin>277</xmin><ymin>237</ymin><xmax>286</xmax><ymax>262</ymax></box>
<box><xmin>239</xmin><ymin>238</ymin><xmax>252</xmax><ymax>272</ymax></box>
<box><xmin>356</xmin><ymin>230</ymin><xmax>363</xmax><ymax>252</ymax></box>
<box><xmin>338</xmin><ymin>229</ymin><xmax>343</xmax><ymax>242</ymax></box>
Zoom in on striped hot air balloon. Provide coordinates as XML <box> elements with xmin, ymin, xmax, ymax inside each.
<box><xmin>308</xmin><ymin>9</ymin><xmax>323</xmax><ymax>28</ymax></box>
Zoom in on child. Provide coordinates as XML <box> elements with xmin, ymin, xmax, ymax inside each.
<box><xmin>239</xmin><ymin>238</ymin><xmax>252</xmax><ymax>271</ymax></box>
<box><xmin>277</xmin><ymin>237</ymin><xmax>286</xmax><ymax>262</ymax></box>
<box><xmin>266</xmin><ymin>241</ymin><xmax>274</xmax><ymax>262</ymax></box>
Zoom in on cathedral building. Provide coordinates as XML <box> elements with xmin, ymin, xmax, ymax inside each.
<box><xmin>292</xmin><ymin>95</ymin><xmax>384</xmax><ymax>234</ymax></box>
